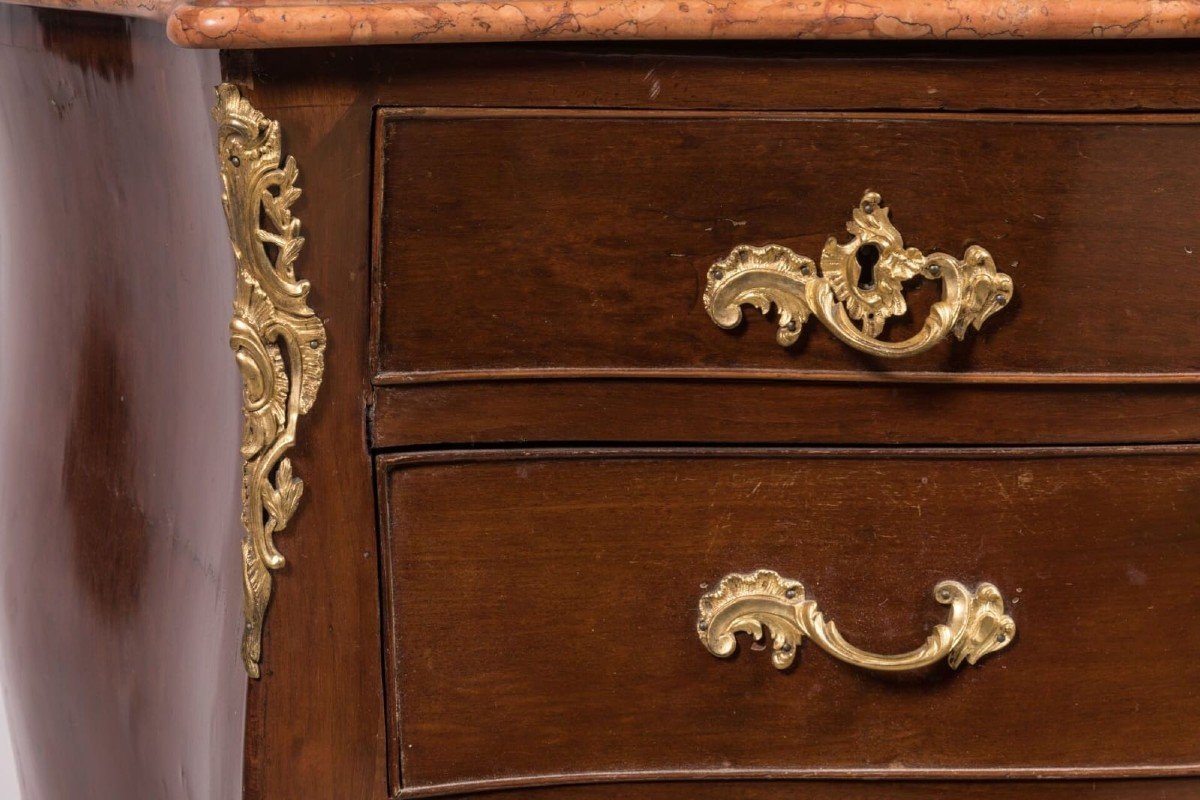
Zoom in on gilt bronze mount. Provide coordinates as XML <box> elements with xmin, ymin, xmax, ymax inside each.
<box><xmin>703</xmin><ymin>192</ymin><xmax>1013</xmax><ymax>358</ymax></box>
<box><xmin>698</xmin><ymin>569</ymin><xmax>1015</xmax><ymax>673</ymax></box>
<box><xmin>214</xmin><ymin>83</ymin><xmax>327</xmax><ymax>678</ymax></box>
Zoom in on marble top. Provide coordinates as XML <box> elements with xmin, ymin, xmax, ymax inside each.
<box><xmin>7</xmin><ymin>0</ymin><xmax>1200</xmax><ymax>49</ymax></box>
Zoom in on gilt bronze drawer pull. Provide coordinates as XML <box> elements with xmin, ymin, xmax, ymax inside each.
<box><xmin>703</xmin><ymin>192</ymin><xmax>1013</xmax><ymax>358</ymax></box>
<box><xmin>698</xmin><ymin>570</ymin><xmax>1015</xmax><ymax>673</ymax></box>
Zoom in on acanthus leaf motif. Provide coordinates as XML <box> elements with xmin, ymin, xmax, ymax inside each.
<box><xmin>703</xmin><ymin>244</ymin><xmax>817</xmax><ymax>347</ymax></box>
<box><xmin>262</xmin><ymin>457</ymin><xmax>304</xmax><ymax>533</ymax></box>
<box><xmin>215</xmin><ymin>84</ymin><xmax>327</xmax><ymax>679</ymax></box>
<box><xmin>699</xmin><ymin>570</ymin><xmax>1015</xmax><ymax>674</ymax></box>
<box><xmin>703</xmin><ymin>192</ymin><xmax>1013</xmax><ymax>358</ymax></box>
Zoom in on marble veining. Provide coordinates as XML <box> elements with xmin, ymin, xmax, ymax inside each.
<box><xmin>6</xmin><ymin>0</ymin><xmax>1200</xmax><ymax>51</ymax></box>
<box><xmin>165</xmin><ymin>0</ymin><xmax>1200</xmax><ymax>48</ymax></box>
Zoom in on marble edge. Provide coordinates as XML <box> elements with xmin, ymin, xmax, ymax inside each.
<box><xmin>165</xmin><ymin>0</ymin><xmax>1200</xmax><ymax>48</ymax></box>
<box><xmin>3</xmin><ymin>0</ymin><xmax>172</xmax><ymax>20</ymax></box>
<box><xmin>7</xmin><ymin>0</ymin><xmax>1200</xmax><ymax>48</ymax></box>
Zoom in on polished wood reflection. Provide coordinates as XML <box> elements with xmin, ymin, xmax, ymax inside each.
<box><xmin>4</xmin><ymin>21</ymin><xmax>1200</xmax><ymax>799</ymax></box>
<box><xmin>0</xmin><ymin>8</ymin><xmax>243</xmax><ymax>799</ymax></box>
<box><xmin>381</xmin><ymin>447</ymin><xmax>1200</xmax><ymax>795</ymax></box>
<box><xmin>225</xmin><ymin>42</ymin><xmax>1200</xmax><ymax>799</ymax></box>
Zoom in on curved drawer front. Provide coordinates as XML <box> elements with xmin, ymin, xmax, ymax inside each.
<box><xmin>374</xmin><ymin>110</ymin><xmax>1200</xmax><ymax>382</ymax></box>
<box><xmin>455</xmin><ymin>780</ymin><xmax>1200</xmax><ymax>800</ymax></box>
<box><xmin>380</xmin><ymin>447</ymin><xmax>1200</xmax><ymax>797</ymax></box>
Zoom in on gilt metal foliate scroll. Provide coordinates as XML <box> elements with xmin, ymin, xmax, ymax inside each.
<box><xmin>703</xmin><ymin>192</ymin><xmax>1013</xmax><ymax>358</ymax></box>
<box><xmin>214</xmin><ymin>83</ymin><xmax>327</xmax><ymax>678</ymax></box>
<box><xmin>698</xmin><ymin>570</ymin><xmax>1014</xmax><ymax>673</ymax></box>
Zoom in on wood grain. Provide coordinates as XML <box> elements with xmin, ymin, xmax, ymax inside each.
<box><xmin>373</xmin><ymin>380</ymin><xmax>1200</xmax><ymax>447</ymax></box>
<box><xmin>381</xmin><ymin>447</ymin><xmax>1200</xmax><ymax>796</ymax></box>
<box><xmin>375</xmin><ymin>110</ymin><xmax>1200</xmax><ymax>387</ymax></box>
<box><xmin>461</xmin><ymin>779</ymin><xmax>1200</xmax><ymax>799</ymax></box>
<box><xmin>212</xmin><ymin>47</ymin><xmax>1200</xmax><ymax>799</ymax></box>
<box><xmin>215</xmin><ymin>66</ymin><xmax>391</xmax><ymax>800</ymax></box>
<box><xmin>6</xmin><ymin>25</ymin><xmax>1200</xmax><ymax>800</ymax></box>
<box><xmin>234</xmin><ymin>41</ymin><xmax>1200</xmax><ymax>114</ymax></box>
<box><xmin>0</xmin><ymin>8</ymin><xmax>243</xmax><ymax>799</ymax></box>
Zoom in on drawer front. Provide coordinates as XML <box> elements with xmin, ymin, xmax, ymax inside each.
<box><xmin>381</xmin><ymin>447</ymin><xmax>1200</xmax><ymax>796</ymax></box>
<box><xmin>374</xmin><ymin>110</ymin><xmax>1200</xmax><ymax>382</ymax></box>
<box><xmin>371</xmin><ymin>381</ymin><xmax>1200</xmax><ymax>448</ymax></box>
<box><xmin>459</xmin><ymin>780</ymin><xmax>1200</xmax><ymax>800</ymax></box>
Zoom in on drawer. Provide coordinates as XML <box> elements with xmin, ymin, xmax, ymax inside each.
<box><xmin>372</xmin><ymin>381</ymin><xmax>1200</xmax><ymax>447</ymax></box>
<box><xmin>374</xmin><ymin>110</ymin><xmax>1200</xmax><ymax>380</ymax></box>
<box><xmin>458</xmin><ymin>780</ymin><xmax>1200</xmax><ymax>800</ymax></box>
<box><xmin>380</xmin><ymin>447</ymin><xmax>1200</xmax><ymax>797</ymax></box>
<box><xmin>370</xmin><ymin>109</ymin><xmax>1200</xmax><ymax>446</ymax></box>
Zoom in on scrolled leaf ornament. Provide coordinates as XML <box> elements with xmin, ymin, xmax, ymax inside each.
<box><xmin>214</xmin><ymin>83</ymin><xmax>327</xmax><ymax>678</ymax></box>
<box><xmin>698</xmin><ymin>569</ymin><xmax>1016</xmax><ymax>674</ymax></box>
<box><xmin>703</xmin><ymin>192</ymin><xmax>1013</xmax><ymax>358</ymax></box>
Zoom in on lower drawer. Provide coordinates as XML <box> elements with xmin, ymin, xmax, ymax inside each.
<box><xmin>379</xmin><ymin>447</ymin><xmax>1200</xmax><ymax>797</ymax></box>
<box><xmin>458</xmin><ymin>779</ymin><xmax>1200</xmax><ymax>799</ymax></box>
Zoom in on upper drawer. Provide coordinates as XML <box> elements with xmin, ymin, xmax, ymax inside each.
<box><xmin>373</xmin><ymin>110</ymin><xmax>1200</xmax><ymax>383</ymax></box>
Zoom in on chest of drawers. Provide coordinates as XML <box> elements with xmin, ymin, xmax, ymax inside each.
<box><xmin>3</xmin><ymin>4</ymin><xmax>1200</xmax><ymax>798</ymax></box>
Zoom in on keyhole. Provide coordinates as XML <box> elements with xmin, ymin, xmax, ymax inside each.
<box><xmin>856</xmin><ymin>243</ymin><xmax>879</xmax><ymax>290</ymax></box>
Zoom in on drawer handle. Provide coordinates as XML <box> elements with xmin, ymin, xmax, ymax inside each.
<box><xmin>703</xmin><ymin>192</ymin><xmax>1013</xmax><ymax>358</ymax></box>
<box><xmin>697</xmin><ymin>569</ymin><xmax>1015</xmax><ymax>672</ymax></box>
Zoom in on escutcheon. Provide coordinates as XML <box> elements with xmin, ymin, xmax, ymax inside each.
<box><xmin>703</xmin><ymin>192</ymin><xmax>1013</xmax><ymax>358</ymax></box>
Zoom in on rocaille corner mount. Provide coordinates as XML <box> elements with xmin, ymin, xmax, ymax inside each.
<box><xmin>214</xmin><ymin>83</ymin><xmax>327</xmax><ymax>678</ymax></box>
<box><xmin>703</xmin><ymin>191</ymin><xmax>1014</xmax><ymax>358</ymax></box>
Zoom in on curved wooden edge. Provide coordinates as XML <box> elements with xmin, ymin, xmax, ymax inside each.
<box><xmin>396</xmin><ymin>764</ymin><xmax>1200</xmax><ymax>798</ymax></box>
<box><xmin>151</xmin><ymin>0</ymin><xmax>1200</xmax><ymax>49</ymax></box>
<box><xmin>372</xmin><ymin>366</ymin><xmax>1200</xmax><ymax>387</ymax></box>
<box><xmin>375</xmin><ymin>443</ymin><xmax>1200</xmax><ymax>472</ymax></box>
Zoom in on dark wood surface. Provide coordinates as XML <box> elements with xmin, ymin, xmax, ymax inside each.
<box><xmin>375</xmin><ymin>110</ymin><xmax>1200</xmax><ymax>383</ymax></box>
<box><xmin>381</xmin><ymin>447</ymin><xmax>1200</xmax><ymax>797</ymax></box>
<box><xmin>0</xmin><ymin>8</ymin><xmax>244</xmax><ymax>799</ymax></box>
<box><xmin>465</xmin><ymin>779</ymin><xmax>1200</xmax><ymax>799</ymax></box>
<box><xmin>4</xmin><ymin>35</ymin><xmax>1199</xmax><ymax>800</ymax></box>
<box><xmin>373</xmin><ymin>380</ymin><xmax>1200</xmax><ymax>447</ymax></box>
<box><xmin>230</xmin><ymin>44</ymin><xmax>1200</xmax><ymax>799</ymax></box>
<box><xmin>231</xmin><ymin>41</ymin><xmax>1200</xmax><ymax>114</ymax></box>
<box><xmin>217</xmin><ymin>63</ymin><xmax>390</xmax><ymax>800</ymax></box>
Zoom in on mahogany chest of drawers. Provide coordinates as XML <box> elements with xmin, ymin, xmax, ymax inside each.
<box><xmin>3</xmin><ymin>4</ymin><xmax>1200</xmax><ymax>798</ymax></box>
